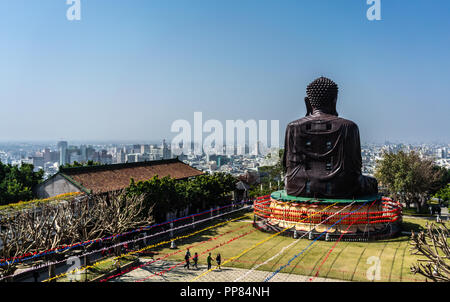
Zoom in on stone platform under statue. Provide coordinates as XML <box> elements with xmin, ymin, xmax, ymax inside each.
<box><xmin>270</xmin><ymin>190</ymin><xmax>380</xmax><ymax>204</ymax></box>
<box><xmin>253</xmin><ymin>191</ymin><xmax>402</xmax><ymax>240</ymax></box>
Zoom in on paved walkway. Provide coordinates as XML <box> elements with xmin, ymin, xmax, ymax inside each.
<box><xmin>404</xmin><ymin>213</ymin><xmax>449</xmax><ymax>221</ymax></box>
<box><xmin>112</xmin><ymin>259</ymin><xmax>345</xmax><ymax>282</ymax></box>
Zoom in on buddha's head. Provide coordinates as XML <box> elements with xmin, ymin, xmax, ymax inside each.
<box><xmin>305</xmin><ymin>77</ymin><xmax>339</xmax><ymax>116</ymax></box>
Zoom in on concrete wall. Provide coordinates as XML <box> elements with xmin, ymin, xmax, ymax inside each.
<box><xmin>35</xmin><ymin>174</ymin><xmax>81</xmax><ymax>199</ymax></box>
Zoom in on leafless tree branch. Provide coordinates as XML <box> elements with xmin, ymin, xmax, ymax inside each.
<box><xmin>410</xmin><ymin>222</ymin><xmax>450</xmax><ymax>282</ymax></box>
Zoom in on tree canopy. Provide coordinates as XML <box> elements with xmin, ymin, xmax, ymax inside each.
<box><xmin>375</xmin><ymin>151</ymin><xmax>442</xmax><ymax>210</ymax></box>
<box><xmin>127</xmin><ymin>172</ymin><xmax>237</xmax><ymax>222</ymax></box>
<box><xmin>434</xmin><ymin>184</ymin><xmax>450</xmax><ymax>203</ymax></box>
<box><xmin>61</xmin><ymin>160</ymin><xmax>100</xmax><ymax>169</ymax></box>
<box><xmin>249</xmin><ymin>149</ymin><xmax>284</xmax><ymax>198</ymax></box>
<box><xmin>0</xmin><ymin>161</ymin><xmax>44</xmax><ymax>206</ymax></box>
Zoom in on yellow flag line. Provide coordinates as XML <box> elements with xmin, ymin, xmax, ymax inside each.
<box><xmin>232</xmin><ymin>200</ymin><xmax>357</xmax><ymax>282</ymax></box>
<box><xmin>43</xmin><ymin>214</ymin><xmax>250</xmax><ymax>282</ymax></box>
<box><xmin>190</xmin><ymin>202</ymin><xmax>339</xmax><ymax>282</ymax></box>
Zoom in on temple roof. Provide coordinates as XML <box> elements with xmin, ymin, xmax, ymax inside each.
<box><xmin>57</xmin><ymin>158</ymin><xmax>203</xmax><ymax>194</ymax></box>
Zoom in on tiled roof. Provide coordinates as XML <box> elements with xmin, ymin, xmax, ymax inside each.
<box><xmin>59</xmin><ymin>158</ymin><xmax>203</xmax><ymax>194</ymax></box>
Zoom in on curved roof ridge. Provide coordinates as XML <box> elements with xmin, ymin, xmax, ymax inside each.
<box><xmin>60</xmin><ymin>158</ymin><xmax>181</xmax><ymax>175</ymax></box>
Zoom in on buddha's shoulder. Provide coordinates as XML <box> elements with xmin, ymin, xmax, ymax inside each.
<box><xmin>334</xmin><ymin>117</ymin><xmax>358</xmax><ymax>128</ymax></box>
<box><xmin>287</xmin><ymin>116</ymin><xmax>359</xmax><ymax>131</ymax></box>
<box><xmin>287</xmin><ymin>117</ymin><xmax>308</xmax><ymax>127</ymax></box>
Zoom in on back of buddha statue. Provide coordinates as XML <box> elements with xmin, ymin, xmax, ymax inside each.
<box><xmin>284</xmin><ymin>114</ymin><xmax>363</xmax><ymax>198</ymax></box>
<box><xmin>282</xmin><ymin>77</ymin><xmax>378</xmax><ymax>199</ymax></box>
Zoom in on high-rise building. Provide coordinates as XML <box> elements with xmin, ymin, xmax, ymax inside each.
<box><xmin>32</xmin><ymin>156</ymin><xmax>45</xmax><ymax>169</ymax></box>
<box><xmin>57</xmin><ymin>141</ymin><xmax>68</xmax><ymax>166</ymax></box>
<box><xmin>133</xmin><ymin>144</ymin><xmax>141</xmax><ymax>154</ymax></box>
<box><xmin>51</xmin><ymin>150</ymin><xmax>60</xmax><ymax>162</ymax></box>
<box><xmin>80</xmin><ymin>144</ymin><xmax>87</xmax><ymax>162</ymax></box>
<box><xmin>141</xmin><ymin>144</ymin><xmax>150</xmax><ymax>154</ymax></box>
<box><xmin>70</xmin><ymin>152</ymin><xmax>81</xmax><ymax>164</ymax></box>
<box><xmin>126</xmin><ymin>153</ymin><xmax>139</xmax><ymax>163</ymax></box>
<box><xmin>161</xmin><ymin>139</ymin><xmax>171</xmax><ymax>159</ymax></box>
<box><xmin>98</xmin><ymin>150</ymin><xmax>112</xmax><ymax>164</ymax></box>
<box><xmin>43</xmin><ymin>148</ymin><xmax>51</xmax><ymax>163</ymax></box>
<box><xmin>116</xmin><ymin>147</ymin><xmax>126</xmax><ymax>164</ymax></box>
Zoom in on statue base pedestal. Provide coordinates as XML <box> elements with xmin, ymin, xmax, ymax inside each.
<box><xmin>270</xmin><ymin>190</ymin><xmax>381</xmax><ymax>204</ymax></box>
<box><xmin>253</xmin><ymin>190</ymin><xmax>402</xmax><ymax>241</ymax></box>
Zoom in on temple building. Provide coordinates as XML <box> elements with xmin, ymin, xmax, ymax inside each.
<box><xmin>34</xmin><ymin>158</ymin><xmax>203</xmax><ymax>198</ymax></box>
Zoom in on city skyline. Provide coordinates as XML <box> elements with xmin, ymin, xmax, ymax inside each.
<box><xmin>2</xmin><ymin>139</ymin><xmax>449</xmax><ymax>170</ymax></box>
<box><xmin>1</xmin><ymin>1</ymin><xmax>450</xmax><ymax>143</ymax></box>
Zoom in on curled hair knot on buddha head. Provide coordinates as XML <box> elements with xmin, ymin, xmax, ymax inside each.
<box><xmin>305</xmin><ymin>77</ymin><xmax>339</xmax><ymax>116</ymax></box>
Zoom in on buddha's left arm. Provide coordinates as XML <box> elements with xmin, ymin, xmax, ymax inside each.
<box><xmin>348</xmin><ymin>123</ymin><xmax>363</xmax><ymax>174</ymax></box>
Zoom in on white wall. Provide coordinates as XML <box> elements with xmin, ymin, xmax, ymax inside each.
<box><xmin>35</xmin><ymin>174</ymin><xmax>81</xmax><ymax>198</ymax></box>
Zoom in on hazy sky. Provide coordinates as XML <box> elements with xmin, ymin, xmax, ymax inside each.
<box><xmin>0</xmin><ymin>0</ymin><xmax>449</xmax><ymax>144</ymax></box>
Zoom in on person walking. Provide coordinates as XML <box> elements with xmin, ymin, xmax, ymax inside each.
<box><xmin>206</xmin><ymin>253</ymin><xmax>212</xmax><ymax>270</ymax></box>
<box><xmin>114</xmin><ymin>259</ymin><xmax>121</xmax><ymax>274</ymax></box>
<box><xmin>184</xmin><ymin>248</ymin><xmax>191</xmax><ymax>269</ymax></box>
<box><xmin>32</xmin><ymin>268</ymin><xmax>40</xmax><ymax>282</ymax></box>
<box><xmin>193</xmin><ymin>252</ymin><xmax>199</xmax><ymax>269</ymax></box>
<box><xmin>216</xmin><ymin>253</ymin><xmax>222</xmax><ymax>270</ymax></box>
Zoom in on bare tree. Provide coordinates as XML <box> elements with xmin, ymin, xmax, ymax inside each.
<box><xmin>0</xmin><ymin>212</ymin><xmax>35</xmax><ymax>280</ymax></box>
<box><xmin>90</xmin><ymin>191</ymin><xmax>154</xmax><ymax>257</ymax></box>
<box><xmin>410</xmin><ymin>223</ymin><xmax>450</xmax><ymax>282</ymax></box>
<box><xmin>0</xmin><ymin>195</ymin><xmax>89</xmax><ymax>281</ymax></box>
<box><xmin>0</xmin><ymin>191</ymin><xmax>153</xmax><ymax>282</ymax></box>
<box><xmin>67</xmin><ymin>196</ymin><xmax>108</xmax><ymax>280</ymax></box>
<box><xmin>22</xmin><ymin>202</ymin><xmax>79</xmax><ymax>281</ymax></box>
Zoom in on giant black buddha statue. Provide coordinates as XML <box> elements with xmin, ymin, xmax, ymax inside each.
<box><xmin>282</xmin><ymin>77</ymin><xmax>378</xmax><ymax>199</ymax></box>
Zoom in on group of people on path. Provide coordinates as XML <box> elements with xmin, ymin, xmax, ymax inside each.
<box><xmin>183</xmin><ymin>248</ymin><xmax>221</xmax><ymax>270</ymax></box>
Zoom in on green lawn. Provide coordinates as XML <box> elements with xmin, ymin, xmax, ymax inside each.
<box><xmin>145</xmin><ymin>213</ymin><xmax>448</xmax><ymax>282</ymax></box>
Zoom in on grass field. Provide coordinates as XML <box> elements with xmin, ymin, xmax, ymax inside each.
<box><xmin>141</xmin><ymin>212</ymin><xmax>448</xmax><ymax>282</ymax></box>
